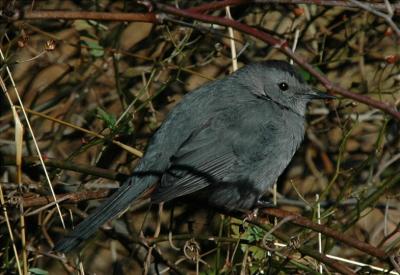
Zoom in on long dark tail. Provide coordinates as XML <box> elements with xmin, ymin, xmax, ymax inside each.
<box><xmin>54</xmin><ymin>173</ymin><xmax>157</xmax><ymax>253</ymax></box>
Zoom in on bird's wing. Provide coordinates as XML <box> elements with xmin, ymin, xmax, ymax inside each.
<box><xmin>151</xmin><ymin>117</ymin><xmax>238</xmax><ymax>203</ymax></box>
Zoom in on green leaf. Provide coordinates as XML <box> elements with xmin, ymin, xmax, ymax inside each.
<box><xmin>29</xmin><ymin>268</ymin><xmax>49</xmax><ymax>275</ymax></box>
<box><xmin>230</xmin><ymin>219</ymin><xmax>246</xmax><ymax>239</ymax></box>
<box><xmin>73</xmin><ymin>20</ymin><xmax>93</xmax><ymax>31</ymax></box>
<box><xmin>300</xmin><ymin>66</ymin><xmax>324</xmax><ymax>83</ymax></box>
<box><xmin>249</xmin><ymin>245</ymin><xmax>266</xmax><ymax>260</ymax></box>
<box><xmin>243</xmin><ymin>225</ymin><xmax>264</xmax><ymax>242</ymax></box>
<box><xmin>88</xmin><ymin>20</ymin><xmax>108</xmax><ymax>30</ymax></box>
<box><xmin>97</xmin><ymin>108</ymin><xmax>116</xmax><ymax>129</ymax></box>
<box><xmin>299</xmin><ymin>68</ymin><xmax>311</xmax><ymax>82</ymax></box>
<box><xmin>81</xmin><ymin>39</ymin><xmax>104</xmax><ymax>57</ymax></box>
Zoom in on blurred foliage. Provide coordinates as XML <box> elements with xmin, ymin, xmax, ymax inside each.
<box><xmin>0</xmin><ymin>0</ymin><xmax>399</xmax><ymax>274</ymax></box>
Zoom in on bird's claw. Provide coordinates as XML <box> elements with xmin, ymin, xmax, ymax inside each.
<box><xmin>255</xmin><ymin>199</ymin><xmax>276</xmax><ymax>209</ymax></box>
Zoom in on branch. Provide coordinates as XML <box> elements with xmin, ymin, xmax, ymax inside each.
<box><xmin>19</xmin><ymin>190</ymin><xmax>110</xmax><ymax>208</ymax></box>
<box><xmin>255</xmin><ymin>0</ymin><xmax>400</xmax><ymax>14</ymax></box>
<box><xmin>156</xmin><ymin>3</ymin><xmax>400</xmax><ymax>121</ymax></box>
<box><xmin>19</xmin><ymin>10</ymin><xmax>156</xmax><ymax>22</ymax></box>
<box><xmin>1</xmin><ymin>155</ymin><xmax>128</xmax><ymax>181</ymax></box>
<box><xmin>255</xmin><ymin>220</ymin><xmax>357</xmax><ymax>275</ymax></box>
<box><xmin>188</xmin><ymin>0</ymin><xmax>400</xmax><ymax>14</ymax></box>
<box><xmin>5</xmin><ymin>3</ymin><xmax>400</xmax><ymax>119</ymax></box>
<box><xmin>349</xmin><ymin>0</ymin><xmax>400</xmax><ymax>38</ymax></box>
<box><xmin>148</xmin><ymin>233</ymin><xmax>352</xmax><ymax>274</ymax></box>
<box><xmin>2</xmin><ymin>154</ymin><xmax>392</xmax><ymax>261</ymax></box>
<box><xmin>19</xmin><ymin>107</ymin><xmax>143</xmax><ymax>158</ymax></box>
<box><xmin>259</xmin><ymin>208</ymin><xmax>388</xmax><ymax>260</ymax></box>
<box><xmin>8</xmin><ymin>1</ymin><xmax>400</xmax><ymax>21</ymax></box>
<box><xmin>12</xmin><ymin>191</ymin><xmax>364</xmax><ymax>273</ymax></box>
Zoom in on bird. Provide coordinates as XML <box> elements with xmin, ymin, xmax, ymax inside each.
<box><xmin>54</xmin><ymin>60</ymin><xmax>334</xmax><ymax>252</ymax></box>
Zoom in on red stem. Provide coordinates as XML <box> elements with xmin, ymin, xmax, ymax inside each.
<box><xmin>22</xmin><ymin>10</ymin><xmax>156</xmax><ymax>22</ymax></box>
<box><xmin>157</xmin><ymin>3</ymin><xmax>400</xmax><ymax>121</ymax></box>
<box><xmin>13</xmin><ymin>3</ymin><xmax>400</xmax><ymax>120</ymax></box>
<box><xmin>189</xmin><ymin>0</ymin><xmax>400</xmax><ymax>14</ymax></box>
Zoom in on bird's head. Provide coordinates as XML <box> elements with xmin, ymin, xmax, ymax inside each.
<box><xmin>235</xmin><ymin>60</ymin><xmax>335</xmax><ymax>116</ymax></box>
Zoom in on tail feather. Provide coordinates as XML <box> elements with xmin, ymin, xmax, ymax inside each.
<box><xmin>54</xmin><ymin>175</ymin><xmax>155</xmax><ymax>253</ymax></box>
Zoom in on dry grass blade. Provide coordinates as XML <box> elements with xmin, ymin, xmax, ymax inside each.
<box><xmin>0</xmin><ymin>74</ymin><xmax>24</xmax><ymax>275</ymax></box>
<box><xmin>0</xmin><ymin>183</ymin><xmax>23</xmax><ymax>275</ymax></box>
<box><xmin>11</xmin><ymin>106</ymin><xmax>27</xmax><ymax>275</ymax></box>
<box><xmin>225</xmin><ymin>6</ymin><xmax>238</xmax><ymax>72</ymax></box>
<box><xmin>0</xmin><ymin>47</ymin><xmax>66</xmax><ymax>229</ymax></box>
<box><xmin>20</xmin><ymin>107</ymin><xmax>143</xmax><ymax>157</ymax></box>
<box><xmin>1</xmin><ymin>1</ymin><xmax>399</xmax><ymax>274</ymax></box>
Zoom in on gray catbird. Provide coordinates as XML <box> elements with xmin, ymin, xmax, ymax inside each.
<box><xmin>54</xmin><ymin>60</ymin><xmax>334</xmax><ymax>252</ymax></box>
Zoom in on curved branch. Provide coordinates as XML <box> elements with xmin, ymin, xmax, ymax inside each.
<box><xmin>156</xmin><ymin>3</ymin><xmax>400</xmax><ymax>121</ymax></box>
<box><xmin>188</xmin><ymin>0</ymin><xmax>400</xmax><ymax>14</ymax></box>
<box><xmin>6</xmin><ymin>3</ymin><xmax>400</xmax><ymax>119</ymax></box>
<box><xmin>6</xmin><ymin>0</ymin><xmax>400</xmax><ymax>20</ymax></box>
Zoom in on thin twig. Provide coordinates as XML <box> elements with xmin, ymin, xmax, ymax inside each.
<box><xmin>19</xmin><ymin>107</ymin><xmax>143</xmax><ymax>158</ymax></box>
<box><xmin>0</xmin><ymin>183</ymin><xmax>23</xmax><ymax>275</ymax></box>
<box><xmin>18</xmin><ymin>190</ymin><xmax>110</xmax><ymax>208</ymax></box>
<box><xmin>156</xmin><ymin>3</ymin><xmax>400</xmax><ymax>121</ymax></box>
<box><xmin>259</xmin><ymin>208</ymin><xmax>387</xmax><ymax>259</ymax></box>
<box><xmin>1</xmin><ymin>155</ymin><xmax>128</xmax><ymax>181</ymax></box>
<box><xmin>316</xmin><ymin>194</ymin><xmax>323</xmax><ymax>274</ymax></box>
<box><xmin>250</xmin><ymin>219</ymin><xmax>356</xmax><ymax>275</ymax></box>
<box><xmin>328</xmin><ymin>254</ymin><xmax>398</xmax><ymax>275</ymax></box>
<box><xmin>0</xmin><ymin>47</ymin><xmax>66</xmax><ymax>228</ymax></box>
<box><xmin>349</xmin><ymin>0</ymin><xmax>400</xmax><ymax>38</ymax></box>
<box><xmin>7</xmin><ymin>5</ymin><xmax>400</xmax><ymax>120</ymax></box>
<box><xmin>187</xmin><ymin>0</ymin><xmax>400</xmax><ymax>14</ymax></box>
<box><xmin>150</xmin><ymin>233</ymin><xmax>398</xmax><ymax>274</ymax></box>
<box><xmin>11</xmin><ymin>0</ymin><xmax>400</xmax><ymax>18</ymax></box>
<box><xmin>19</xmin><ymin>10</ymin><xmax>156</xmax><ymax>22</ymax></box>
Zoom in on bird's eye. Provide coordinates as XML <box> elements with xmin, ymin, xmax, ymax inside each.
<box><xmin>278</xmin><ymin>82</ymin><xmax>289</xmax><ymax>91</ymax></box>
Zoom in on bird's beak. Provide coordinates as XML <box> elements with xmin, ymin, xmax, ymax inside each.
<box><xmin>305</xmin><ymin>88</ymin><xmax>336</xmax><ymax>100</ymax></box>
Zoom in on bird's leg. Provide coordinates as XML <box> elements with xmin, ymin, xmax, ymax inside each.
<box><xmin>245</xmin><ymin>208</ymin><xmax>259</xmax><ymax>221</ymax></box>
<box><xmin>255</xmin><ymin>199</ymin><xmax>276</xmax><ymax>209</ymax></box>
<box><xmin>244</xmin><ymin>200</ymin><xmax>277</xmax><ymax>221</ymax></box>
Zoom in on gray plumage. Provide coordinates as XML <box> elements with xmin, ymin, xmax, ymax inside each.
<box><xmin>54</xmin><ymin>60</ymin><xmax>333</xmax><ymax>252</ymax></box>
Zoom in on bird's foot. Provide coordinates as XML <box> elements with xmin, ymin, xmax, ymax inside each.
<box><xmin>244</xmin><ymin>208</ymin><xmax>259</xmax><ymax>222</ymax></box>
<box><xmin>242</xmin><ymin>200</ymin><xmax>276</xmax><ymax>222</ymax></box>
<box><xmin>255</xmin><ymin>199</ymin><xmax>276</xmax><ymax>209</ymax></box>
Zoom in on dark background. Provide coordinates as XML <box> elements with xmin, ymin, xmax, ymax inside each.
<box><xmin>0</xmin><ymin>1</ymin><xmax>399</xmax><ymax>274</ymax></box>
